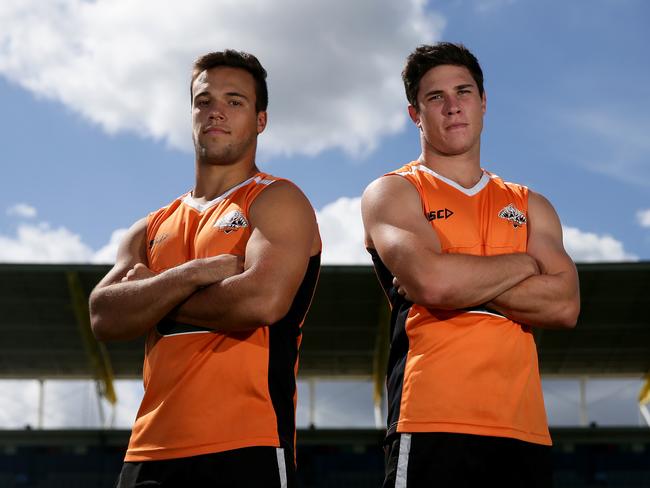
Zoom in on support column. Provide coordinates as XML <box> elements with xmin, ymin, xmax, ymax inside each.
<box><xmin>37</xmin><ymin>378</ymin><xmax>45</xmax><ymax>429</ymax></box>
<box><xmin>579</xmin><ymin>376</ymin><xmax>588</xmax><ymax>427</ymax></box>
<box><xmin>308</xmin><ymin>378</ymin><xmax>316</xmax><ymax>428</ymax></box>
<box><xmin>372</xmin><ymin>299</ymin><xmax>390</xmax><ymax>429</ymax></box>
<box><xmin>66</xmin><ymin>271</ymin><xmax>117</xmax><ymax>410</ymax></box>
<box><xmin>638</xmin><ymin>373</ymin><xmax>650</xmax><ymax>427</ymax></box>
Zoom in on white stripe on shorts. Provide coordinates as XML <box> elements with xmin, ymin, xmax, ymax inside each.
<box><xmin>276</xmin><ymin>447</ymin><xmax>287</xmax><ymax>488</ymax></box>
<box><xmin>395</xmin><ymin>433</ymin><xmax>411</xmax><ymax>488</ymax></box>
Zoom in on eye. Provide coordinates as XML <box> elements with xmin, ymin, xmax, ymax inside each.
<box><xmin>196</xmin><ymin>99</ymin><xmax>210</xmax><ymax>107</ymax></box>
<box><xmin>229</xmin><ymin>99</ymin><xmax>243</xmax><ymax>106</ymax></box>
<box><xmin>428</xmin><ymin>94</ymin><xmax>443</xmax><ymax>101</ymax></box>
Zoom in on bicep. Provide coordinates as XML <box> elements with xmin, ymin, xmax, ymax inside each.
<box><xmin>93</xmin><ymin>217</ymin><xmax>148</xmax><ymax>290</ymax></box>
<box><xmin>244</xmin><ymin>183</ymin><xmax>317</xmax><ymax>293</ymax></box>
<box><xmin>527</xmin><ymin>192</ymin><xmax>576</xmax><ymax>277</ymax></box>
<box><xmin>362</xmin><ymin>176</ymin><xmax>441</xmax><ymax>278</ymax></box>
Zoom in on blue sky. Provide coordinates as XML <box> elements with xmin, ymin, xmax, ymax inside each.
<box><xmin>0</xmin><ymin>0</ymin><xmax>648</xmax><ymax>262</ymax></box>
<box><xmin>0</xmin><ymin>0</ymin><xmax>648</xmax><ymax>427</ymax></box>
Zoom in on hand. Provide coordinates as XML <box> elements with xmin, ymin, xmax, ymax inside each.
<box><xmin>392</xmin><ymin>276</ymin><xmax>412</xmax><ymax>301</ymax></box>
<box><xmin>121</xmin><ymin>263</ymin><xmax>156</xmax><ymax>282</ymax></box>
<box><xmin>191</xmin><ymin>254</ymin><xmax>244</xmax><ymax>286</ymax></box>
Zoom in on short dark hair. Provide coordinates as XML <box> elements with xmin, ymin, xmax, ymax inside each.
<box><xmin>402</xmin><ymin>43</ymin><xmax>484</xmax><ymax>109</ymax></box>
<box><xmin>191</xmin><ymin>50</ymin><xmax>268</xmax><ymax>112</ymax></box>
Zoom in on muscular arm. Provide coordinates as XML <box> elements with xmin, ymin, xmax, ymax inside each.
<box><xmin>485</xmin><ymin>191</ymin><xmax>580</xmax><ymax>329</ymax></box>
<box><xmin>361</xmin><ymin>175</ymin><xmax>539</xmax><ymax>309</ymax></box>
<box><xmin>169</xmin><ymin>181</ymin><xmax>320</xmax><ymax>332</ymax></box>
<box><xmin>89</xmin><ymin>218</ymin><xmax>242</xmax><ymax>341</ymax></box>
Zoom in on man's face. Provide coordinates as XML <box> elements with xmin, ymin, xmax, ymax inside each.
<box><xmin>408</xmin><ymin>64</ymin><xmax>486</xmax><ymax>158</ymax></box>
<box><xmin>192</xmin><ymin>66</ymin><xmax>266</xmax><ymax>166</ymax></box>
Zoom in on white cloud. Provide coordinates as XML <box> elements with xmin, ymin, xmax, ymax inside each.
<box><xmin>636</xmin><ymin>209</ymin><xmax>650</xmax><ymax>228</ymax></box>
<box><xmin>0</xmin><ymin>223</ymin><xmax>95</xmax><ymax>263</ymax></box>
<box><xmin>316</xmin><ymin>196</ymin><xmax>371</xmax><ymax>264</ymax></box>
<box><xmin>0</xmin><ymin>0</ymin><xmax>444</xmax><ymax>157</ymax></box>
<box><xmin>0</xmin><ymin>221</ymin><xmax>126</xmax><ymax>264</ymax></box>
<box><xmin>92</xmin><ymin>228</ymin><xmax>129</xmax><ymax>263</ymax></box>
<box><xmin>563</xmin><ymin>226</ymin><xmax>637</xmax><ymax>262</ymax></box>
<box><xmin>6</xmin><ymin>203</ymin><xmax>37</xmax><ymax>219</ymax></box>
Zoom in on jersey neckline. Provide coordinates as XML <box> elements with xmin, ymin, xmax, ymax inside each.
<box><xmin>410</xmin><ymin>163</ymin><xmax>492</xmax><ymax>197</ymax></box>
<box><xmin>181</xmin><ymin>173</ymin><xmax>269</xmax><ymax>213</ymax></box>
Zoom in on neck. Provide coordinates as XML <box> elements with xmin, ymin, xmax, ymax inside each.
<box><xmin>419</xmin><ymin>139</ymin><xmax>483</xmax><ymax>189</ymax></box>
<box><xmin>192</xmin><ymin>161</ymin><xmax>259</xmax><ymax>201</ymax></box>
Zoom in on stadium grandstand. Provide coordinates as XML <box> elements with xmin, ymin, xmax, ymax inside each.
<box><xmin>0</xmin><ymin>262</ymin><xmax>649</xmax><ymax>487</ymax></box>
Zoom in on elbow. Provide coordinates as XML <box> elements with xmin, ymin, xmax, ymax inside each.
<box><xmin>250</xmin><ymin>291</ymin><xmax>294</xmax><ymax>326</ymax></box>
<box><xmin>90</xmin><ymin>316</ymin><xmax>111</xmax><ymax>342</ymax></box>
<box><xmin>88</xmin><ymin>293</ymin><xmax>116</xmax><ymax>342</ymax></box>
<box><xmin>410</xmin><ymin>280</ymin><xmax>457</xmax><ymax>310</ymax></box>
<box><xmin>89</xmin><ymin>310</ymin><xmax>111</xmax><ymax>342</ymax></box>
<box><xmin>552</xmin><ymin>299</ymin><xmax>580</xmax><ymax>330</ymax></box>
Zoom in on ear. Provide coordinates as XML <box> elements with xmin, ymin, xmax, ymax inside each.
<box><xmin>408</xmin><ymin>105</ymin><xmax>421</xmax><ymax>129</ymax></box>
<box><xmin>256</xmin><ymin>111</ymin><xmax>267</xmax><ymax>134</ymax></box>
<box><xmin>481</xmin><ymin>91</ymin><xmax>487</xmax><ymax>115</ymax></box>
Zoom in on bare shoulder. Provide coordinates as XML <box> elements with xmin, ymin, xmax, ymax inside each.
<box><xmin>251</xmin><ymin>179</ymin><xmax>313</xmax><ymax>214</ymax></box>
<box><xmin>527</xmin><ymin>189</ymin><xmax>563</xmax><ymax>233</ymax></box>
<box><xmin>362</xmin><ymin>175</ymin><xmax>420</xmax><ymax>217</ymax></box>
<box><xmin>249</xmin><ymin>179</ymin><xmax>320</xmax><ymax>252</ymax></box>
<box><xmin>528</xmin><ymin>189</ymin><xmax>556</xmax><ymax>211</ymax></box>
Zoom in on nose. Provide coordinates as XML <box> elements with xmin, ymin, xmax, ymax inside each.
<box><xmin>209</xmin><ymin>101</ymin><xmax>227</xmax><ymax>121</ymax></box>
<box><xmin>444</xmin><ymin>96</ymin><xmax>461</xmax><ymax>116</ymax></box>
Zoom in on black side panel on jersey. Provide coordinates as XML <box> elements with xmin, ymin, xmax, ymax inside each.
<box><xmin>268</xmin><ymin>254</ymin><xmax>321</xmax><ymax>453</ymax></box>
<box><xmin>368</xmin><ymin>248</ymin><xmax>412</xmax><ymax>440</ymax></box>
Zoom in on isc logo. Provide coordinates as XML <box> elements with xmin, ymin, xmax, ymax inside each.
<box><xmin>427</xmin><ymin>208</ymin><xmax>454</xmax><ymax>221</ymax></box>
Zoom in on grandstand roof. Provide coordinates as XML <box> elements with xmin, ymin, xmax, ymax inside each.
<box><xmin>0</xmin><ymin>262</ymin><xmax>648</xmax><ymax>380</ymax></box>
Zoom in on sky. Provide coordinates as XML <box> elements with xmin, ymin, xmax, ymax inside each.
<box><xmin>0</xmin><ymin>0</ymin><xmax>648</xmax><ymax>428</ymax></box>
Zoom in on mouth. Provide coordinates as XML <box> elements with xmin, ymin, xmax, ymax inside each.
<box><xmin>446</xmin><ymin>123</ymin><xmax>468</xmax><ymax>131</ymax></box>
<box><xmin>203</xmin><ymin>126</ymin><xmax>230</xmax><ymax>135</ymax></box>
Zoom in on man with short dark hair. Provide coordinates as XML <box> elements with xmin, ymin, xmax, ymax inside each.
<box><xmin>362</xmin><ymin>43</ymin><xmax>580</xmax><ymax>487</ymax></box>
<box><xmin>90</xmin><ymin>49</ymin><xmax>321</xmax><ymax>487</ymax></box>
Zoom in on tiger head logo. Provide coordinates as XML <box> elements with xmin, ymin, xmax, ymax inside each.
<box><xmin>215</xmin><ymin>209</ymin><xmax>248</xmax><ymax>234</ymax></box>
<box><xmin>498</xmin><ymin>204</ymin><xmax>527</xmax><ymax>228</ymax></box>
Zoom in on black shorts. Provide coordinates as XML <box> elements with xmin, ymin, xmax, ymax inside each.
<box><xmin>383</xmin><ymin>432</ymin><xmax>553</xmax><ymax>488</ymax></box>
<box><xmin>115</xmin><ymin>446</ymin><xmax>296</xmax><ymax>488</ymax></box>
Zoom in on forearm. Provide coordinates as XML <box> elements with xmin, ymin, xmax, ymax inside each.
<box><xmin>486</xmin><ymin>271</ymin><xmax>580</xmax><ymax>329</ymax></box>
<box><xmin>404</xmin><ymin>252</ymin><xmax>539</xmax><ymax>309</ymax></box>
<box><xmin>170</xmin><ymin>271</ymin><xmax>294</xmax><ymax>332</ymax></box>
<box><xmin>90</xmin><ymin>265</ymin><xmax>200</xmax><ymax>341</ymax></box>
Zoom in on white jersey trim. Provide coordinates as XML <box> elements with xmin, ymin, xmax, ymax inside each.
<box><xmin>395</xmin><ymin>433</ymin><xmax>411</xmax><ymax>488</ymax></box>
<box><xmin>397</xmin><ymin>164</ymin><xmax>491</xmax><ymax>197</ymax></box>
<box><xmin>276</xmin><ymin>448</ymin><xmax>288</xmax><ymax>488</ymax></box>
<box><xmin>181</xmin><ymin>175</ymin><xmax>276</xmax><ymax>213</ymax></box>
<box><xmin>465</xmin><ymin>309</ymin><xmax>507</xmax><ymax>319</ymax></box>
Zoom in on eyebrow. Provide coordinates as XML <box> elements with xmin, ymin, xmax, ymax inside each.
<box><xmin>193</xmin><ymin>91</ymin><xmax>250</xmax><ymax>101</ymax></box>
<box><xmin>225</xmin><ymin>91</ymin><xmax>249</xmax><ymax>100</ymax></box>
<box><xmin>423</xmin><ymin>84</ymin><xmax>475</xmax><ymax>98</ymax></box>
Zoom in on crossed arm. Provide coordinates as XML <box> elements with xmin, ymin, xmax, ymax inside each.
<box><xmin>89</xmin><ymin>181</ymin><xmax>320</xmax><ymax>341</ymax></box>
<box><xmin>361</xmin><ymin>175</ymin><xmax>579</xmax><ymax>329</ymax></box>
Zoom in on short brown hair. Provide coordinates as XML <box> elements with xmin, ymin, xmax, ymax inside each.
<box><xmin>402</xmin><ymin>43</ymin><xmax>484</xmax><ymax>110</ymax></box>
<box><xmin>191</xmin><ymin>50</ymin><xmax>268</xmax><ymax>112</ymax></box>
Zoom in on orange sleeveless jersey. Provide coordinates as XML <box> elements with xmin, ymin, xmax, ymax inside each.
<box><xmin>370</xmin><ymin>161</ymin><xmax>551</xmax><ymax>446</ymax></box>
<box><xmin>124</xmin><ymin>172</ymin><xmax>321</xmax><ymax>461</ymax></box>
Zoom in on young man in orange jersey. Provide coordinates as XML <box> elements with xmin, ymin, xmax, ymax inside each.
<box><xmin>90</xmin><ymin>50</ymin><xmax>321</xmax><ymax>487</ymax></box>
<box><xmin>362</xmin><ymin>43</ymin><xmax>580</xmax><ymax>487</ymax></box>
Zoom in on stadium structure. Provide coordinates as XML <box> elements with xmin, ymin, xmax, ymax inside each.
<box><xmin>0</xmin><ymin>262</ymin><xmax>649</xmax><ymax>487</ymax></box>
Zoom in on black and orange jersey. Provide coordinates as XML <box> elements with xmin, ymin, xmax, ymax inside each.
<box><xmin>370</xmin><ymin>161</ymin><xmax>551</xmax><ymax>446</ymax></box>
<box><xmin>125</xmin><ymin>172</ymin><xmax>321</xmax><ymax>462</ymax></box>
